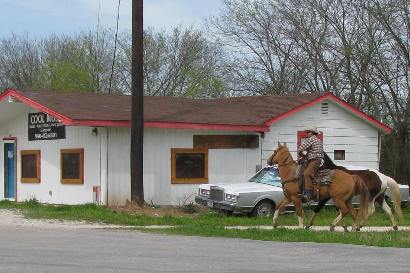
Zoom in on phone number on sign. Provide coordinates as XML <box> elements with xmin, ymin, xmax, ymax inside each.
<box><xmin>34</xmin><ymin>132</ymin><xmax>58</xmax><ymax>139</ymax></box>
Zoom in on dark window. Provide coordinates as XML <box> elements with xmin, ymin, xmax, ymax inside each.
<box><xmin>334</xmin><ymin>150</ymin><xmax>345</xmax><ymax>160</ymax></box>
<box><xmin>171</xmin><ymin>148</ymin><xmax>208</xmax><ymax>184</ymax></box>
<box><xmin>21</xmin><ymin>150</ymin><xmax>41</xmax><ymax>183</ymax></box>
<box><xmin>61</xmin><ymin>149</ymin><xmax>84</xmax><ymax>184</ymax></box>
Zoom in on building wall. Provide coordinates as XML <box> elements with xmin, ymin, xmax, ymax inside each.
<box><xmin>0</xmin><ymin>98</ymin><xmax>381</xmax><ymax>206</ymax></box>
<box><xmin>0</xmin><ymin>107</ymin><xmax>103</xmax><ymax>204</ymax></box>
<box><xmin>107</xmin><ymin>128</ymin><xmax>261</xmax><ymax>206</ymax></box>
<box><xmin>262</xmin><ymin>100</ymin><xmax>380</xmax><ymax>169</ymax></box>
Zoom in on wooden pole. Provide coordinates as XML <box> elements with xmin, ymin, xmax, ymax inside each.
<box><xmin>131</xmin><ymin>0</ymin><xmax>144</xmax><ymax>206</ymax></box>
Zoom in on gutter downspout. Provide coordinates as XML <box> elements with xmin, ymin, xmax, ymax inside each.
<box><xmin>377</xmin><ymin>132</ymin><xmax>382</xmax><ymax>171</ymax></box>
<box><xmin>100</xmin><ymin>127</ymin><xmax>108</xmax><ymax>205</ymax></box>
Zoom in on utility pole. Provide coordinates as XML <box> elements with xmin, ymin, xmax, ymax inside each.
<box><xmin>131</xmin><ymin>0</ymin><xmax>144</xmax><ymax>206</ymax></box>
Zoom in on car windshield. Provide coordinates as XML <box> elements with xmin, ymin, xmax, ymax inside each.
<box><xmin>248</xmin><ymin>167</ymin><xmax>282</xmax><ymax>187</ymax></box>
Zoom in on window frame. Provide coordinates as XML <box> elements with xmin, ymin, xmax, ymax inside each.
<box><xmin>20</xmin><ymin>150</ymin><xmax>41</xmax><ymax>183</ymax></box>
<box><xmin>334</xmin><ymin>150</ymin><xmax>346</xmax><ymax>160</ymax></box>
<box><xmin>171</xmin><ymin>148</ymin><xmax>208</xmax><ymax>184</ymax></box>
<box><xmin>60</xmin><ymin>148</ymin><xmax>84</xmax><ymax>184</ymax></box>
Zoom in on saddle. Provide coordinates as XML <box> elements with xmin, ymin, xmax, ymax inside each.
<box><xmin>296</xmin><ymin>161</ymin><xmax>335</xmax><ymax>200</ymax></box>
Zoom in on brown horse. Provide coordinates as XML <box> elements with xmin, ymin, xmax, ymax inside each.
<box><xmin>268</xmin><ymin>143</ymin><xmax>369</xmax><ymax>231</ymax></box>
<box><xmin>315</xmin><ymin>153</ymin><xmax>404</xmax><ymax>231</ymax></box>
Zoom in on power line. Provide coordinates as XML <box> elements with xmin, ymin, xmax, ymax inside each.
<box><xmin>97</xmin><ymin>0</ymin><xmax>101</xmax><ymax>32</ymax></box>
<box><xmin>108</xmin><ymin>0</ymin><xmax>121</xmax><ymax>94</ymax></box>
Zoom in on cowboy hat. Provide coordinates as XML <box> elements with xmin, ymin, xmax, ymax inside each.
<box><xmin>304</xmin><ymin>126</ymin><xmax>319</xmax><ymax>134</ymax></box>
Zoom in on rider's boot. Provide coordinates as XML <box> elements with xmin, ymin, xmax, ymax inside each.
<box><xmin>302</xmin><ymin>190</ymin><xmax>314</xmax><ymax>202</ymax></box>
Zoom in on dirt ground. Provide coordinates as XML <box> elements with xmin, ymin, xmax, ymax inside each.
<box><xmin>110</xmin><ymin>201</ymin><xmax>208</xmax><ymax>217</ymax></box>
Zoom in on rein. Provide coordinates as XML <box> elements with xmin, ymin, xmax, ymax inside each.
<box><xmin>281</xmin><ymin>177</ymin><xmax>297</xmax><ymax>185</ymax></box>
<box><xmin>278</xmin><ymin>159</ymin><xmax>294</xmax><ymax>167</ymax></box>
<box><xmin>277</xmin><ymin>156</ymin><xmax>297</xmax><ymax>185</ymax></box>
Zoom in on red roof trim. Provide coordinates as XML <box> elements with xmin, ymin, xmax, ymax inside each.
<box><xmin>0</xmin><ymin>89</ymin><xmax>73</xmax><ymax>124</ymax></box>
<box><xmin>72</xmin><ymin>119</ymin><xmax>268</xmax><ymax>132</ymax></box>
<box><xmin>0</xmin><ymin>89</ymin><xmax>391</xmax><ymax>134</ymax></box>
<box><xmin>70</xmin><ymin>120</ymin><xmax>130</xmax><ymax>127</ymax></box>
<box><xmin>327</xmin><ymin>94</ymin><xmax>392</xmax><ymax>134</ymax></box>
<box><xmin>56</xmin><ymin>120</ymin><xmax>269</xmax><ymax>132</ymax></box>
<box><xmin>144</xmin><ymin>121</ymin><xmax>268</xmax><ymax>132</ymax></box>
<box><xmin>265</xmin><ymin>92</ymin><xmax>392</xmax><ymax>134</ymax></box>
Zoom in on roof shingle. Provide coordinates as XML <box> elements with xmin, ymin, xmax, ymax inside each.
<box><xmin>14</xmin><ymin>90</ymin><xmax>324</xmax><ymax>126</ymax></box>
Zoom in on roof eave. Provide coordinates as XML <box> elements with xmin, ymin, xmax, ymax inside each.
<box><xmin>0</xmin><ymin>88</ymin><xmax>74</xmax><ymax>124</ymax></box>
<box><xmin>264</xmin><ymin>92</ymin><xmax>392</xmax><ymax>134</ymax></box>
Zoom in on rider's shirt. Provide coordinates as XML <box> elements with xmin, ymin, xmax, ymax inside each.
<box><xmin>298</xmin><ymin>135</ymin><xmax>323</xmax><ymax>161</ymax></box>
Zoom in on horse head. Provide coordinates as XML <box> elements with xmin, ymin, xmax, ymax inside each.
<box><xmin>267</xmin><ymin>142</ymin><xmax>289</xmax><ymax>165</ymax></box>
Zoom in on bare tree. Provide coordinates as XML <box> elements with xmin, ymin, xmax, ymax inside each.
<box><xmin>117</xmin><ymin>26</ymin><xmax>228</xmax><ymax>98</ymax></box>
<box><xmin>362</xmin><ymin>0</ymin><xmax>410</xmax><ymax>183</ymax></box>
<box><xmin>0</xmin><ymin>34</ymin><xmax>42</xmax><ymax>89</ymax></box>
<box><xmin>211</xmin><ymin>0</ymin><xmax>310</xmax><ymax>95</ymax></box>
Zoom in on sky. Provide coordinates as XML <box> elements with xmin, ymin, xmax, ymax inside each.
<box><xmin>0</xmin><ymin>0</ymin><xmax>223</xmax><ymax>37</ymax></box>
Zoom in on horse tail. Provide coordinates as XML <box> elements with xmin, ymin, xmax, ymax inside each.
<box><xmin>355</xmin><ymin>175</ymin><xmax>370</xmax><ymax>221</ymax></box>
<box><xmin>386</xmin><ymin>176</ymin><xmax>404</xmax><ymax>221</ymax></box>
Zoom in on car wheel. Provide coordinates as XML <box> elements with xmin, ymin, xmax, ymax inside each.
<box><xmin>252</xmin><ymin>200</ymin><xmax>274</xmax><ymax>217</ymax></box>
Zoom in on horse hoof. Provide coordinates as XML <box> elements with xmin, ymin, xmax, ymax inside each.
<box><xmin>393</xmin><ymin>226</ymin><xmax>398</xmax><ymax>231</ymax></box>
<box><xmin>343</xmin><ymin>225</ymin><xmax>349</xmax><ymax>232</ymax></box>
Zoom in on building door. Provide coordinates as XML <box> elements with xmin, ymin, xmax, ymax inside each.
<box><xmin>4</xmin><ymin>143</ymin><xmax>15</xmax><ymax>199</ymax></box>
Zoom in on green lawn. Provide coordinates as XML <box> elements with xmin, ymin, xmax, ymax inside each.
<box><xmin>0</xmin><ymin>200</ymin><xmax>409</xmax><ymax>248</ymax></box>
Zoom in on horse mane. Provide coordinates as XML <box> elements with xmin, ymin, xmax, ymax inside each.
<box><xmin>323</xmin><ymin>152</ymin><xmax>348</xmax><ymax>171</ymax></box>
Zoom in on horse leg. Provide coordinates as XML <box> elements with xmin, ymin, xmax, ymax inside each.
<box><xmin>330</xmin><ymin>199</ymin><xmax>349</xmax><ymax>232</ymax></box>
<box><xmin>346</xmin><ymin>201</ymin><xmax>358</xmax><ymax>232</ymax></box>
<box><xmin>272</xmin><ymin>197</ymin><xmax>291</xmax><ymax>228</ymax></box>
<box><xmin>379</xmin><ymin>198</ymin><xmax>398</xmax><ymax>231</ymax></box>
<box><xmin>358</xmin><ymin>198</ymin><xmax>376</xmax><ymax>229</ymax></box>
<box><xmin>290</xmin><ymin>195</ymin><xmax>304</xmax><ymax>228</ymax></box>
<box><xmin>306</xmin><ymin>197</ymin><xmax>330</xmax><ymax>230</ymax></box>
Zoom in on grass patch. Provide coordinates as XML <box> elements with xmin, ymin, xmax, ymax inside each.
<box><xmin>151</xmin><ymin>226</ymin><xmax>410</xmax><ymax>248</ymax></box>
<box><xmin>0</xmin><ymin>200</ymin><xmax>409</xmax><ymax>227</ymax></box>
<box><xmin>0</xmin><ymin>200</ymin><xmax>409</xmax><ymax>247</ymax></box>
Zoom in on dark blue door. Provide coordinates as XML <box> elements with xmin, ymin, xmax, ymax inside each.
<box><xmin>4</xmin><ymin>143</ymin><xmax>15</xmax><ymax>198</ymax></box>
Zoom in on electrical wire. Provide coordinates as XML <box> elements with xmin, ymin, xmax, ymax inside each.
<box><xmin>108</xmin><ymin>0</ymin><xmax>121</xmax><ymax>94</ymax></box>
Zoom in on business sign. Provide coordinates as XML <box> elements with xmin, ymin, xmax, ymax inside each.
<box><xmin>28</xmin><ymin>113</ymin><xmax>66</xmax><ymax>141</ymax></box>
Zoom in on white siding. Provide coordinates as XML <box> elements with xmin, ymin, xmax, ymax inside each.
<box><xmin>262</xmin><ymin>100</ymin><xmax>380</xmax><ymax>169</ymax></box>
<box><xmin>107</xmin><ymin>128</ymin><xmax>261</xmax><ymax>206</ymax></box>
<box><xmin>0</xmin><ymin>107</ymin><xmax>103</xmax><ymax>204</ymax></box>
<box><xmin>0</xmin><ymin>97</ymin><xmax>383</xmax><ymax>206</ymax></box>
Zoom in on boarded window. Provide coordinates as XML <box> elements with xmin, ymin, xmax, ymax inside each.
<box><xmin>334</xmin><ymin>150</ymin><xmax>345</xmax><ymax>160</ymax></box>
<box><xmin>193</xmin><ymin>135</ymin><xmax>259</xmax><ymax>149</ymax></box>
<box><xmin>21</xmin><ymin>150</ymin><xmax>41</xmax><ymax>183</ymax></box>
<box><xmin>171</xmin><ymin>148</ymin><xmax>208</xmax><ymax>184</ymax></box>
<box><xmin>61</xmin><ymin>149</ymin><xmax>84</xmax><ymax>184</ymax></box>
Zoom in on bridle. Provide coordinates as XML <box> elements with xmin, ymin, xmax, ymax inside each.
<box><xmin>274</xmin><ymin>153</ymin><xmax>297</xmax><ymax>185</ymax></box>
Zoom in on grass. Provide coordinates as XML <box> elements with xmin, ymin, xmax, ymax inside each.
<box><xmin>0</xmin><ymin>200</ymin><xmax>409</xmax><ymax>247</ymax></box>
<box><xmin>152</xmin><ymin>226</ymin><xmax>410</xmax><ymax>248</ymax></box>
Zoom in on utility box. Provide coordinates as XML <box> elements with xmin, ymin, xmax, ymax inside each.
<box><xmin>93</xmin><ymin>186</ymin><xmax>101</xmax><ymax>205</ymax></box>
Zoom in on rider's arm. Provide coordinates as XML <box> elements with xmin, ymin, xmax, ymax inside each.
<box><xmin>297</xmin><ymin>137</ymin><xmax>313</xmax><ymax>156</ymax></box>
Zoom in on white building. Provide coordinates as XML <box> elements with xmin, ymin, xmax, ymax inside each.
<box><xmin>0</xmin><ymin>89</ymin><xmax>391</xmax><ymax>205</ymax></box>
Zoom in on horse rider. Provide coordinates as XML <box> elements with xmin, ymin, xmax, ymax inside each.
<box><xmin>297</xmin><ymin>126</ymin><xmax>324</xmax><ymax>201</ymax></box>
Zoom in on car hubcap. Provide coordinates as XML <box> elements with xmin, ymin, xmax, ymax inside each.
<box><xmin>257</xmin><ymin>204</ymin><xmax>271</xmax><ymax>217</ymax></box>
